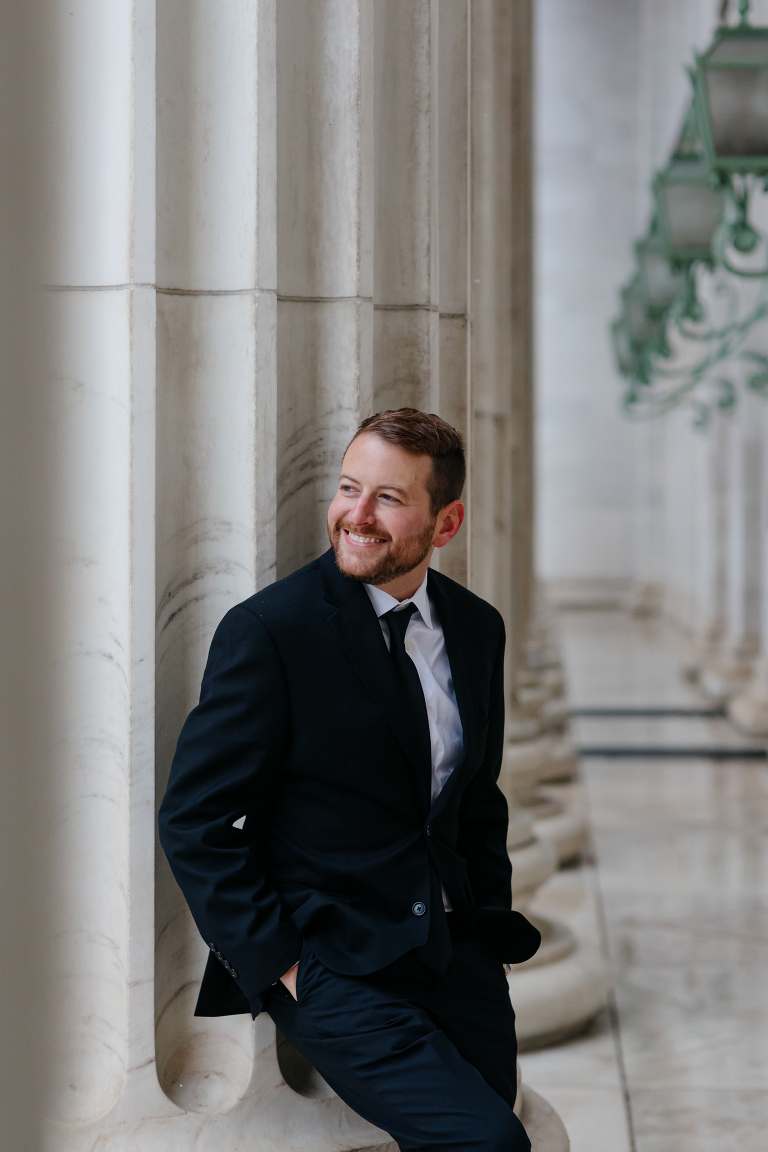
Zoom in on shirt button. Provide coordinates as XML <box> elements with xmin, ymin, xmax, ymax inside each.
<box><xmin>412</xmin><ymin>902</ymin><xmax>427</xmax><ymax>916</ymax></box>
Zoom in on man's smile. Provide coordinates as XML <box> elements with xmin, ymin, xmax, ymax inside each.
<box><xmin>344</xmin><ymin>529</ymin><xmax>388</xmax><ymax>548</ymax></box>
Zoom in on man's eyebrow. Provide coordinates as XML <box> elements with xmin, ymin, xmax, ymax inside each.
<box><xmin>339</xmin><ymin>473</ymin><xmax>408</xmax><ymax>496</ymax></box>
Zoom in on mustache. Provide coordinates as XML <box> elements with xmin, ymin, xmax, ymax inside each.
<box><xmin>335</xmin><ymin>519</ymin><xmax>392</xmax><ymax>542</ymax></box>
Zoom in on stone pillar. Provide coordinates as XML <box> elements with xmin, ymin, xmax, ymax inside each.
<box><xmin>38</xmin><ymin>0</ymin><xmax>141</xmax><ymax>1126</ymax></box>
<box><xmin>276</xmin><ymin>0</ymin><xmax>374</xmax><ymax>576</ymax></box>
<box><xmin>28</xmin><ymin>1</ymin><xmax>570</xmax><ymax>1147</ymax></box>
<box><xmin>700</xmin><ymin>394</ymin><xmax>763</xmax><ymax>701</ymax></box>
<box><xmin>373</xmin><ymin>0</ymin><xmax>438</xmax><ymax>416</ymax></box>
<box><xmin>470</xmin><ymin>0</ymin><xmax>605</xmax><ymax>1050</ymax></box>
<box><xmin>155</xmin><ymin>0</ymin><xmax>274</xmax><ymax>1115</ymax></box>
<box><xmin>433</xmin><ymin>0</ymin><xmax>472</xmax><ymax>585</ymax></box>
<box><xmin>681</xmin><ymin>413</ymin><xmax>732</xmax><ymax>694</ymax></box>
<box><xmin>727</xmin><ymin>396</ymin><xmax>768</xmax><ymax>732</ymax></box>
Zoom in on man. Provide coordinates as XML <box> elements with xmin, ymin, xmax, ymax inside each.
<box><xmin>159</xmin><ymin>408</ymin><xmax>540</xmax><ymax>1151</ymax></box>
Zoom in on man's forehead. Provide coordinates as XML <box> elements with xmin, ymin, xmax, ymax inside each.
<box><xmin>342</xmin><ymin>436</ymin><xmax>431</xmax><ymax>474</ymax></box>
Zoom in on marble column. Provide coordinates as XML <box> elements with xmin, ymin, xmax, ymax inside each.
<box><xmin>38</xmin><ymin>0</ymin><xmax>141</xmax><ymax>1126</ymax></box>
<box><xmin>727</xmin><ymin>397</ymin><xmax>768</xmax><ymax>732</ymax></box>
<box><xmin>470</xmin><ymin>0</ymin><xmax>604</xmax><ymax>1049</ymax></box>
<box><xmin>276</xmin><ymin>0</ymin><xmax>374</xmax><ymax>576</ymax></box>
<box><xmin>31</xmin><ymin>1</ymin><xmax>570</xmax><ymax>1147</ymax></box>
<box><xmin>154</xmin><ymin>0</ymin><xmax>274</xmax><ymax>1116</ymax></box>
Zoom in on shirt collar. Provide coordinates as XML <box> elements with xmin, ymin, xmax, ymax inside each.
<box><xmin>363</xmin><ymin>571</ymin><xmax>434</xmax><ymax>629</ymax></box>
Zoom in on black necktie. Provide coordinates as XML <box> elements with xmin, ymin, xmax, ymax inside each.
<box><xmin>383</xmin><ymin>604</ymin><xmax>432</xmax><ymax>781</ymax></box>
<box><xmin>382</xmin><ymin>603</ymin><xmax>453</xmax><ymax>975</ymax></box>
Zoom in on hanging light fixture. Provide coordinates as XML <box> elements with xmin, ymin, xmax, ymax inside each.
<box><xmin>635</xmin><ymin>226</ymin><xmax>687</xmax><ymax>316</ymax></box>
<box><xmin>612</xmin><ymin>276</ymin><xmax>671</xmax><ymax>386</ymax></box>
<box><xmin>622</xmin><ymin>277</ymin><xmax>669</xmax><ymax>354</ymax></box>
<box><xmin>653</xmin><ymin>102</ymin><xmax>726</xmax><ymax>266</ymax></box>
<box><xmin>693</xmin><ymin>1</ymin><xmax>768</xmax><ymax>177</ymax></box>
<box><xmin>611</xmin><ymin>317</ymin><xmax>643</xmax><ymax>381</ymax></box>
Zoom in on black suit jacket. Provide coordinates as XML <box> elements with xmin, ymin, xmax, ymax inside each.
<box><xmin>158</xmin><ymin>549</ymin><xmax>540</xmax><ymax>1018</ymax></box>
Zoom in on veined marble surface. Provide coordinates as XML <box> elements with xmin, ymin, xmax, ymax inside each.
<box><xmin>521</xmin><ymin>608</ymin><xmax>768</xmax><ymax>1152</ymax></box>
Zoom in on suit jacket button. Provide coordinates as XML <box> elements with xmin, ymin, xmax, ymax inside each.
<box><xmin>425</xmin><ymin>824</ymin><xmax>431</xmax><ymax>836</ymax></box>
<box><xmin>230</xmin><ymin>968</ymin><xmax>238</xmax><ymax>979</ymax></box>
<box><xmin>412</xmin><ymin>902</ymin><xmax>426</xmax><ymax>916</ymax></box>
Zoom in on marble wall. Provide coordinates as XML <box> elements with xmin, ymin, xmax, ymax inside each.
<box><xmin>3</xmin><ymin>1</ymin><xmax>571</xmax><ymax>1148</ymax></box>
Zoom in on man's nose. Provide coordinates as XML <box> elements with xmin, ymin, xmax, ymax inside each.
<box><xmin>346</xmin><ymin>495</ymin><xmax>377</xmax><ymax>525</ymax></box>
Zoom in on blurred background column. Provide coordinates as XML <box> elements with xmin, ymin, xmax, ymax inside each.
<box><xmin>471</xmin><ymin>0</ymin><xmax>606</xmax><ymax>1054</ymax></box>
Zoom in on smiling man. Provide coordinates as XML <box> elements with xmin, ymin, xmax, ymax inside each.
<box><xmin>159</xmin><ymin>408</ymin><xmax>540</xmax><ymax>1152</ymax></box>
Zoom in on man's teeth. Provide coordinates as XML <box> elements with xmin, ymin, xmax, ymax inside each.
<box><xmin>348</xmin><ymin>531</ymin><xmax>384</xmax><ymax>544</ymax></box>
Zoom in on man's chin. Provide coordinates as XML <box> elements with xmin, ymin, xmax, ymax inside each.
<box><xmin>333</xmin><ymin>540</ymin><xmax>389</xmax><ymax>583</ymax></box>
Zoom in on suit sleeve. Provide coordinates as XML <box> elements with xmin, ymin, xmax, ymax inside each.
<box><xmin>158</xmin><ymin>603</ymin><xmax>303</xmax><ymax>1003</ymax></box>
<box><xmin>455</xmin><ymin>624</ymin><xmax>512</xmax><ymax>911</ymax></box>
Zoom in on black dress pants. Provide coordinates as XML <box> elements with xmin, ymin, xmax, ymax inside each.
<box><xmin>265</xmin><ymin>930</ymin><xmax>530</xmax><ymax>1152</ymax></box>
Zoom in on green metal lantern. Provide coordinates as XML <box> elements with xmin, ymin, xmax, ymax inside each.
<box><xmin>693</xmin><ymin>2</ymin><xmax>768</xmax><ymax>176</ymax></box>
<box><xmin>611</xmin><ymin>316</ymin><xmax>642</xmax><ymax>380</ymax></box>
<box><xmin>621</xmin><ymin>276</ymin><xmax>669</xmax><ymax>354</ymax></box>
<box><xmin>654</xmin><ymin>157</ymin><xmax>725</xmax><ymax>264</ymax></box>
<box><xmin>635</xmin><ymin>228</ymin><xmax>687</xmax><ymax>316</ymax></box>
<box><xmin>653</xmin><ymin>103</ymin><xmax>726</xmax><ymax>264</ymax></box>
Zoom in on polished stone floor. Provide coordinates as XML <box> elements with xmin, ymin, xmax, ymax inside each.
<box><xmin>519</xmin><ymin>609</ymin><xmax>768</xmax><ymax>1152</ymax></box>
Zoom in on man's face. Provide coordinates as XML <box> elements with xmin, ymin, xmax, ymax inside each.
<box><xmin>327</xmin><ymin>433</ymin><xmax>437</xmax><ymax>586</ymax></box>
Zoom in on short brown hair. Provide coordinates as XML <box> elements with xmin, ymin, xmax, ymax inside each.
<box><xmin>351</xmin><ymin>408</ymin><xmax>465</xmax><ymax>515</ymax></box>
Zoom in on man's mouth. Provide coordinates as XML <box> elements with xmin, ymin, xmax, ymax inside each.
<box><xmin>343</xmin><ymin>529</ymin><xmax>387</xmax><ymax>548</ymax></box>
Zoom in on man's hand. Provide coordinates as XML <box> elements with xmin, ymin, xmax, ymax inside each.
<box><xmin>280</xmin><ymin>962</ymin><xmax>299</xmax><ymax>1000</ymax></box>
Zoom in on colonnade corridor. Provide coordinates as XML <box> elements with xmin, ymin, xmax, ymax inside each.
<box><xmin>520</xmin><ymin>606</ymin><xmax>768</xmax><ymax>1152</ymax></box>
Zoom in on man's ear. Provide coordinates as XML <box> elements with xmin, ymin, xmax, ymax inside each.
<box><xmin>433</xmin><ymin>501</ymin><xmax>465</xmax><ymax>549</ymax></box>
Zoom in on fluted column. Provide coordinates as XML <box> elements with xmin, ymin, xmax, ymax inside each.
<box><xmin>470</xmin><ymin>0</ymin><xmax>605</xmax><ymax>1052</ymax></box>
<box><xmin>727</xmin><ymin>396</ymin><xmax>768</xmax><ymax>732</ymax></box>
<box><xmin>40</xmin><ymin>0</ymin><xmax>139</xmax><ymax>1125</ymax></box>
<box><xmin>154</xmin><ymin>0</ymin><xmax>274</xmax><ymax>1112</ymax></box>
<box><xmin>373</xmin><ymin>0</ymin><xmax>438</xmax><ymax>414</ymax></box>
<box><xmin>26</xmin><ymin>2</ymin><xmax>571</xmax><ymax>1146</ymax></box>
<box><xmin>434</xmin><ymin>0</ymin><xmax>471</xmax><ymax>584</ymax></box>
<box><xmin>698</xmin><ymin>398</ymin><xmax>762</xmax><ymax>700</ymax></box>
<box><xmin>276</xmin><ymin>0</ymin><xmax>374</xmax><ymax>575</ymax></box>
<box><xmin>469</xmin><ymin>0</ymin><xmax>514</xmax><ymax>645</ymax></box>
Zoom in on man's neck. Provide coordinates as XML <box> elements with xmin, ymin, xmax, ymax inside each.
<box><xmin>370</xmin><ymin>555</ymin><xmax>432</xmax><ymax>602</ymax></box>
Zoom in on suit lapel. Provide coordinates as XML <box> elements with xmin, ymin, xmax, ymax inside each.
<box><xmin>321</xmin><ymin>551</ymin><xmax>432</xmax><ymax>801</ymax></box>
<box><xmin>425</xmin><ymin>570</ymin><xmax>481</xmax><ymax>819</ymax></box>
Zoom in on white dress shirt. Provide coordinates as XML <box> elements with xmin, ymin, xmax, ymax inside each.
<box><xmin>364</xmin><ymin>575</ymin><xmax>464</xmax><ymax>912</ymax></box>
<box><xmin>363</xmin><ymin>574</ymin><xmax>464</xmax><ymax>804</ymax></box>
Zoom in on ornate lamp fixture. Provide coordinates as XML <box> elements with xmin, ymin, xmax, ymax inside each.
<box><xmin>611</xmin><ymin>276</ymin><xmax>671</xmax><ymax>386</ymax></box>
<box><xmin>635</xmin><ymin>226</ymin><xmax>687</xmax><ymax>317</ymax></box>
<box><xmin>610</xmin><ymin>2</ymin><xmax>768</xmax><ymax>423</ymax></box>
<box><xmin>654</xmin><ymin>157</ymin><xmax>726</xmax><ymax>264</ymax></box>
<box><xmin>692</xmin><ymin>1</ymin><xmax>768</xmax><ymax>271</ymax></box>
<box><xmin>653</xmin><ymin>106</ymin><xmax>726</xmax><ymax>266</ymax></box>
<box><xmin>622</xmin><ymin>276</ymin><xmax>669</xmax><ymax>355</ymax></box>
<box><xmin>693</xmin><ymin>1</ymin><xmax>768</xmax><ymax>178</ymax></box>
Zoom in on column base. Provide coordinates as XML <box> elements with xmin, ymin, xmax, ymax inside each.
<box><xmin>518</xmin><ymin>1083</ymin><xmax>570</xmax><ymax>1152</ymax></box>
<box><xmin>508</xmin><ymin>916</ymin><xmax>607</xmax><ymax>1051</ymax></box>
<box><xmin>536</xmin><ymin>736</ymin><xmax>579</xmax><ymax>783</ymax></box>
<box><xmin>525</xmin><ymin>790</ymin><xmax>589</xmax><ymax>865</ymax></box>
